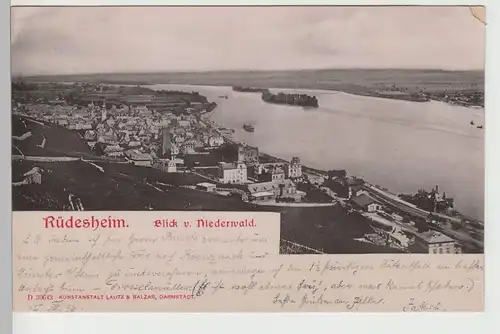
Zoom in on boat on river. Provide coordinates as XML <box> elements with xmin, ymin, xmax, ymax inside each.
<box><xmin>243</xmin><ymin>124</ymin><xmax>255</xmax><ymax>132</ymax></box>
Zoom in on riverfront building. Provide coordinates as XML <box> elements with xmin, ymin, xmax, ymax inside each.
<box><xmin>325</xmin><ymin>176</ymin><xmax>364</xmax><ymax>199</ymax></box>
<box><xmin>413</xmin><ymin>230</ymin><xmax>456</xmax><ymax>254</ymax></box>
<box><xmin>285</xmin><ymin>157</ymin><xmax>303</xmax><ymax>179</ymax></box>
<box><xmin>350</xmin><ymin>185</ymin><xmax>369</xmax><ymax>199</ymax></box>
<box><xmin>218</xmin><ymin>161</ymin><xmax>248</xmax><ymax>184</ymax></box>
<box><xmin>260</xmin><ymin>165</ymin><xmax>286</xmax><ymax>182</ymax></box>
<box><xmin>247</xmin><ymin>179</ymin><xmax>305</xmax><ymax>203</ymax></box>
<box><xmin>351</xmin><ymin>194</ymin><xmax>382</xmax><ymax>212</ymax></box>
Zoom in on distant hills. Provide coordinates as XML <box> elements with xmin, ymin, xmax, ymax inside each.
<box><xmin>14</xmin><ymin>68</ymin><xmax>484</xmax><ymax>95</ymax></box>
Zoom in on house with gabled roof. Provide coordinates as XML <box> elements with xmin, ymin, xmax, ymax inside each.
<box><xmin>351</xmin><ymin>194</ymin><xmax>382</xmax><ymax>212</ymax></box>
<box><xmin>413</xmin><ymin>230</ymin><xmax>456</xmax><ymax>254</ymax></box>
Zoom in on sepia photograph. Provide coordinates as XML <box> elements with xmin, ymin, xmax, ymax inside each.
<box><xmin>11</xmin><ymin>6</ymin><xmax>485</xmax><ymax>255</ymax></box>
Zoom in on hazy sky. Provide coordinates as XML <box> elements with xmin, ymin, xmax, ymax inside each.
<box><xmin>11</xmin><ymin>6</ymin><xmax>485</xmax><ymax>75</ymax></box>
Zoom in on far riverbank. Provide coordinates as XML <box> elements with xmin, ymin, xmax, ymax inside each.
<box><xmin>109</xmin><ymin>80</ymin><xmax>482</xmax><ymax>108</ymax></box>
<box><xmin>22</xmin><ymin>67</ymin><xmax>484</xmax><ymax>108</ymax></box>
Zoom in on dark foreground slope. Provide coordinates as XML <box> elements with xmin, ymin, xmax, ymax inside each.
<box><xmin>12</xmin><ymin>159</ymin><xmax>398</xmax><ymax>254</ymax></box>
<box><xmin>12</xmin><ymin>115</ymin><xmax>92</xmax><ymax>157</ymax></box>
<box><xmin>12</xmin><ymin>160</ymin><xmax>256</xmax><ymax>211</ymax></box>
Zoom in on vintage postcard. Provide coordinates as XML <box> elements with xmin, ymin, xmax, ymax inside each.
<box><xmin>11</xmin><ymin>6</ymin><xmax>485</xmax><ymax>312</ymax></box>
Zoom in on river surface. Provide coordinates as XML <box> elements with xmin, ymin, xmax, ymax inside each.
<box><xmin>150</xmin><ymin>84</ymin><xmax>485</xmax><ymax>220</ymax></box>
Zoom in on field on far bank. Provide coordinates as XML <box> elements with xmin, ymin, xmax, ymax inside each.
<box><xmin>19</xmin><ymin>68</ymin><xmax>484</xmax><ymax>94</ymax></box>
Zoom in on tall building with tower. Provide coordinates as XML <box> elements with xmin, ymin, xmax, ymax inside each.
<box><xmin>285</xmin><ymin>157</ymin><xmax>302</xmax><ymax>179</ymax></box>
<box><xmin>100</xmin><ymin>100</ymin><xmax>107</xmax><ymax>122</ymax></box>
<box><xmin>161</xmin><ymin>127</ymin><xmax>173</xmax><ymax>157</ymax></box>
<box><xmin>88</xmin><ymin>100</ymin><xmax>96</xmax><ymax>119</ymax></box>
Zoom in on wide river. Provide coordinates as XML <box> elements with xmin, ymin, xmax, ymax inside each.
<box><xmin>150</xmin><ymin>84</ymin><xmax>485</xmax><ymax>220</ymax></box>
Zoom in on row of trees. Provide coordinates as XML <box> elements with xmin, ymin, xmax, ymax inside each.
<box><xmin>12</xmin><ymin>81</ymin><xmax>38</xmax><ymax>91</ymax></box>
<box><xmin>262</xmin><ymin>91</ymin><xmax>319</xmax><ymax>108</ymax></box>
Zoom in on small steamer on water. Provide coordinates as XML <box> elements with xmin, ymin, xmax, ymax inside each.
<box><xmin>243</xmin><ymin>124</ymin><xmax>255</xmax><ymax>132</ymax></box>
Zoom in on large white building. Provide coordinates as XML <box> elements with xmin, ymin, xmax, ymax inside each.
<box><xmin>218</xmin><ymin>162</ymin><xmax>247</xmax><ymax>184</ymax></box>
<box><xmin>414</xmin><ymin>230</ymin><xmax>457</xmax><ymax>254</ymax></box>
<box><xmin>285</xmin><ymin>157</ymin><xmax>302</xmax><ymax>179</ymax></box>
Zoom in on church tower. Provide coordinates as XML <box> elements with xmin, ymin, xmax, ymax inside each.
<box><xmin>286</xmin><ymin>156</ymin><xmax>302</xmax><ymax>179</ymax></box>
<box><xmin>237</xmin><ymin>145</ymin><xmax>246</xmax><ymax>163</ymax></box>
